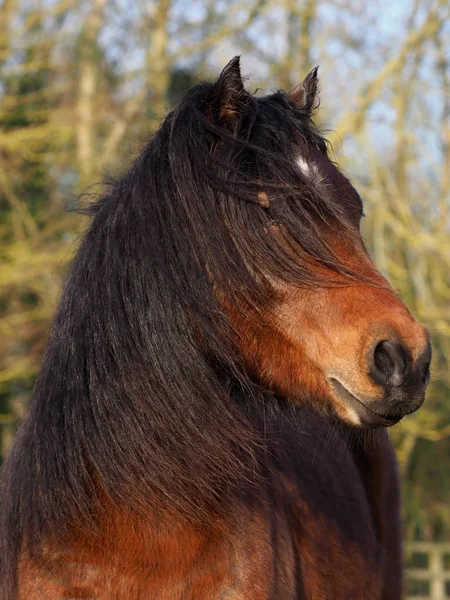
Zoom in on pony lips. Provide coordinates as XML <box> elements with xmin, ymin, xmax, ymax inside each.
<box><xmin>328</xmin><ymin>377</ymin><xmax>403</xmax><ymax>427</ymax></box>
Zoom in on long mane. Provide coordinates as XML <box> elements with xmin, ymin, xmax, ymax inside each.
<box><xmin>0</xmin><ymin>71</ymin><xmax>360</xmax><ymax>569</ymax></box>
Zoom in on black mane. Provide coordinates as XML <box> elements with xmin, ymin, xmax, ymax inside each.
<box><xmin>0</xmin><ymin>68</ymin><xmax>361</xmax><ymax>570</ymax></box>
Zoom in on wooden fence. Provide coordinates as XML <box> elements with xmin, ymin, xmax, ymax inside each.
<box><xmin>405</xmin><ymin>542</ymin><xmax>450</xmax><ymax>599</ymax></box>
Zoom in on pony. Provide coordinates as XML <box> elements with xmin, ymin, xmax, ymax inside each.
<box><xmin>0</xmin><ymin>57</ymin><xmax>431</xmax><ymax>599</ymax></box>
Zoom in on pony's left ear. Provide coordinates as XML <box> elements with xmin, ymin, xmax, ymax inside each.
<box><xmin>208</xmin><ymin>56</ymin><xmax>248</xmax><ymax>132</ymax></box>
<box><xmin>288</xmin><ymin>66</ymin><xmax>320</xmax><ymax>114</ymax></box>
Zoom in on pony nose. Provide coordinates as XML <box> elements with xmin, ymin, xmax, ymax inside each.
<box><xmin>372</xmin><ymin>340</ymin><xmax>406</xmax><ymax>387</ymax></box>
<box><xmin>370</xmin><ymin>339</ymin><xmax>431</xmax><ymax>389</ymax></box>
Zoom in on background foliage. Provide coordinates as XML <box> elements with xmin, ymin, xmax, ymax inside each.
<box><xmin>0</xmin><ymin>0</ymin><xmax>449</xmax><ymax>542</ymax></box>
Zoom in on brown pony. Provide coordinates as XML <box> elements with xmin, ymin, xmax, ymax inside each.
<box><xmin>0</xmin><ymin>58</ymin><xmax>431</xmax><ymax>600</ymax></box>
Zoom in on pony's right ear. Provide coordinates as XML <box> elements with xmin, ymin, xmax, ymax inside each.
<box><xmin>207</xmin><ymin>56</ymin><xmax>248</xmax><ymax>132</ymax></box>
<box><xmin>288</xmin><ymin>67</ymin><xmax>320</xmax><ymax>115</ymax></box>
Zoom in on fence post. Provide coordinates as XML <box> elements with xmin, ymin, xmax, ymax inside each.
<box><xmin>429</xmin><ymin>547</ymin><xmax>445</xmax><ymax>600</ymax></box>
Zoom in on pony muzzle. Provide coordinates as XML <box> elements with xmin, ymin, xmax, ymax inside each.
<box><xmin>328</xmin><ymin>331</ymin><xmax>431</xmax><ymax>427</ymax></box>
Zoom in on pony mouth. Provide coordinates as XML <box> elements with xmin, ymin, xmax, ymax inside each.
<box><xmin>328</xmin><ymin>378</ymin><xmax>401</xmax><ymax>427</ymax></box>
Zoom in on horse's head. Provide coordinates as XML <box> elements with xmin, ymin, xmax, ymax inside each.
<box><xmin>205</xmin><ymin>58</ymin><xmax>430</xmax><ymax>428</ymax></box>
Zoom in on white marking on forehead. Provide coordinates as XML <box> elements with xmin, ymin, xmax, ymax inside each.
<box><xmin>297</xmin><ymin>156</ymin><xmax>311</xmax><ymax>176</ymax></box>
<box><xmin>296</xmin><ymin>155</ymin><xmax>323</xmax><ymax>185</ymax></box>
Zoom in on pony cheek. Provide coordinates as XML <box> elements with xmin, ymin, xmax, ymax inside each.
<box><xmin>232</xmin><ymin>305</ymin><xmax>334</xmax><ymax>405</ymax></box>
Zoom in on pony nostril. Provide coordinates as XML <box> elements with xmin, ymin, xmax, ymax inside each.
<box><xmin>372</xmin><ymin>340</ymin><xmax>407</xmax><ymax>387</ymax></box>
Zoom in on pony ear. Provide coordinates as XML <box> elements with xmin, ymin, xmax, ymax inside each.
<box><xmin>208</xmin><ymin>56</ymin><xmax>248</xmax><ymax>131</ymax></box>
<box><xmin>288</xmin><ymin>66</ymin><xmax>320</xmax><ymax>114</ymax></box>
